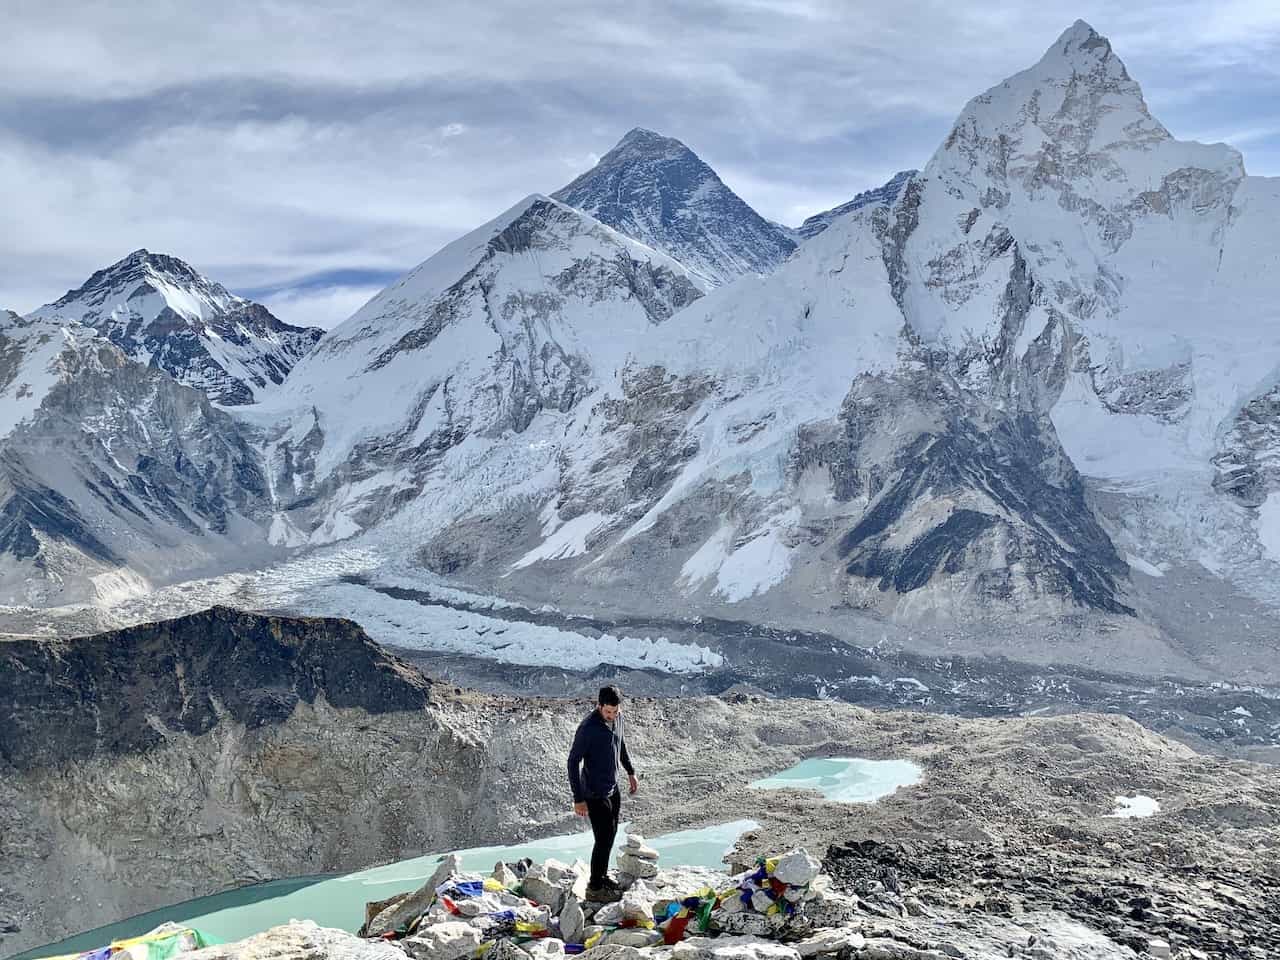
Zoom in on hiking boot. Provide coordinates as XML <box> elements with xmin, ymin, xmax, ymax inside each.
<box><xmin>586</xmin><ymin>880</ymin><xmax>623</xmax><ymax>902</ymax></box>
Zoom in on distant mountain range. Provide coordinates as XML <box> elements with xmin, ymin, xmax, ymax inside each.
<box><xmin>5</xmin><ymin>20</ymin><xmax>1280</xmax><ymax>684</ymax></box>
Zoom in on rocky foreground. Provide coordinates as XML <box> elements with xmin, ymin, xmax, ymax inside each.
<box><xmin>2</xmin><ymin>608</ymin><xmax>1279</xmax><ymax>959</ymax></box>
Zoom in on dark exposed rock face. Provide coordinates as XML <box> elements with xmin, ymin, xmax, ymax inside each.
<box><xmin>1213</xmin><ymin>382</ymin><xmax>1280</xmax><ymax>507</ymax></box>
<box><xmin>0</xmin><ymin>327</ymin><xmax>279</xmax><ymax>604</ymax></box>
<box><xmin>795</xmin><ymin>370</ymin><xmax>1131</xmax><ymax>613</ymax></box>
<box><xmin>553</xmin><ymin>128</ymin><xmax>796</xmax><ymax>286</ymax></box>
<box><xmin>31</xmin><ymin>249</ymin><xmax>323</xmax><ymax>405</ymax></box>
<box><xmin>795</xmin><ymin>170</ymin><xmax>917</xmax><ymax>241</ymax></box>
<box><xmin>0</xmin><ymin>606</ymin><xmax>431</xmax><ymax>771</ymax></box>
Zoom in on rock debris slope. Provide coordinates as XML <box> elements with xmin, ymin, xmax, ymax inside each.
<box><xmin>0</xmin><ymin>313</ymin><xmax>278</xmax><ymax>606</ymax></box>
<box><xmin>2</xmin><ymin>609</ymin><xmax>1278</xmax><ymax>959</ymax></box>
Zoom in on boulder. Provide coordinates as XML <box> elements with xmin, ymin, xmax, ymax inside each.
<box><xmin>718</xmin><ymin>894</ymin><xmax>746</xmax><ymax>915</ymax></box>
<box><xmin>366</xmin><ymin>854</ymin><xmax>461</xmax><ymax>938</ymax></box>
<box><xmin>594</xmin><ymin>901</ymin><xmax>627</xmax><ymax>926</ymax></box>
<box><xmin>712</xmin><ymin>911</ymin><xmax>785</xmax><ymax>938</ymax></box>
<box><xmin>546</xmin><ymin>858</ymin><xmax>573</xmax><ymax>882</ymax></box>
<box><xmin>750</xmin><ymin>889</ymin><xmax>775</xmax><ymax>913</ymax></box>
<box><xmin>486</xmin><ymin>940</ymin><xmax>534</xmax><ymax>960</ymax></box>
<box><xmin>773</xmin><ymin>851</ymin><xmax>821</xmax><ymax>887</ymax></box>
<box><xmin>526</xmin><ymin>938</ymin><xmax>567</xmax><ymax>960</ymax></box>
<box><xmin>795</xmin><ymin>928</ymin><xmax>863</xmax><ymax>957</ymax></box>
<box><xmin>694</xmin><ymin>937</ymin><xmax>801</xmax><ymax>960</ymax></box>
<box><xmin>183</xmin><ymin>920</ymin><xmax>407</xmax><ymax>959</ymax></box>
<box><xmin>570</xmin><ymin>862</ymin><xmax>590</xmax><ymax>901</ymax></box>
<box><xmin>402</xmin><ymin>921</ymin><xmax>484</xmax><ymax>960</ymax></box>
<box><xmin>604</xmin><ymin>928</ymin><xmax>664</xmax><ymax>948</ymax></box>
<box><xmin>494</xmin><ymin>861</ymin><xmax>520</xmax><ymax>889</ymax></box>
<box><xmin>524</xmin><ymin>875</ymin><xmax>565</xmax><ymax>912</ymax></box>
<box><xmin>581</xmin><ymin>944</ymin><xmax>646</xmax><ymax>960</ymax></box>
<box><xmin>801</xmin><ymin>893</ymin><xmax>857</xmax><ymax>928</ymax></box>
<box><xmin>560</xmin><ymin>893</ymin><xmax>586</xmax><ymax>944</ymax></box>
<box><xmin>621</xmin><ymin>889</ymin><xmax>656</xmax><ymax>922</ymax></box>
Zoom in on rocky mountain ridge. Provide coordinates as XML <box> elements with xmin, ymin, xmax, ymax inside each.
<box><xmin>552</xmin><ymin>128</ymin><xmax>797</xmax><ymax>286</ymax></box>
<box><xmin>3</xmin><ymin>609</ymin><xmax>1278</xmax><ymax>960</ymax></box>
<box><xmin>794</xmin><ymin>170</ymin><xmax>917</xmax><ymax>241</ymax></box>
<box><xmin>28</xmin><ymin>249</ymin><xmax>322</xmax><ymax>405</ymax></box>
<box><xmin>0</xmin><ymin>312</ymin><xmax>281</xmax><ymax>606</ymax></box>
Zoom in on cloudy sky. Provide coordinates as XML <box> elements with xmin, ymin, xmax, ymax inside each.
<box><xmin>3</xmin><ymin>1</ymin><xmax>1278</xmax><ymax>328</ymax></box>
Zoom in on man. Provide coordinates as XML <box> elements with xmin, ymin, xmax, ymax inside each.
<box><xmin>567</xmin><ymin>684</ymin><xmax>639</xmax><ymax>901</ymax></box>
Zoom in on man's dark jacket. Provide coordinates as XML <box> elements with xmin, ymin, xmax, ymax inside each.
<box><xmin>567</xmin><ymin>708</ymin><xmax>635</xmax><ymax>803</ymax></box>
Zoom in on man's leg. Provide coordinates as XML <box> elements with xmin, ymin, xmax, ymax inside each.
<box><xmin>586</xmin><ymin>795</ymin><xmax>614</xmax><ymax>887</ymax></box>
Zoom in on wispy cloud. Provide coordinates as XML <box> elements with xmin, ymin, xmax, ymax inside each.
<box><xmin>2</xmin><ymin>1</ymin><xmax>1277</xmax><ymax>322</ymax></box>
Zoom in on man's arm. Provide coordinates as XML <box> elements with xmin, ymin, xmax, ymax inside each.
<box><xmin>620</xmin><ymin>736</ymin><xmax>636</xmax><ymax>777</ymax></box>
<box><xmin>567</xmin><ymin>724</ymin><xmax>589</xmax><ymax>803</ymax></box>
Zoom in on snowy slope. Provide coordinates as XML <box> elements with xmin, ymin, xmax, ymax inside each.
<box><xmin>795</xmin><ymin>170</ymin><xmax>917</xmax><ymax>241</ymax></box>
<box><xmin>396</xmin><ymin>21</ymin><xmax>1280</xmax><ymax>657</ymax></box>
<box><xmin>8</xmin><ymin>21</ymin><xmax>1280</xmax><ymax>680</ymax></box>
<box><xmin>0</xmin><ymin>312</ymin><xmax>70</xmax><ymax>440</ymax></box>
<box><xmin>553</xmin><ymin>128</ymin><xmax>796</xmax><ymax>286</ymax></box>
<box><xmin>0</xmin><ymin>311</ymin><xmax>279</xmax><ymax>605</ymax></box>
<box><xmin>29</xmin><ymin>250</ymin><xmax>323</xmax><ymax>405</ymax></box>
<box><xmin>252</xmin><ymin>194</ymin><xmax>705</xmax><ymax>545</ymax></box>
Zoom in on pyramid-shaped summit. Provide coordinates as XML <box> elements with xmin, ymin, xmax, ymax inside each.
<box><xmin>553</xmin><ymin>127</ymin><xmax>796</xmax><ymax>286</ymax></box>
<box><xmin>29</xmin><ymin>249</ymin><xmax>323</xmax><ymax>405</ymax></box>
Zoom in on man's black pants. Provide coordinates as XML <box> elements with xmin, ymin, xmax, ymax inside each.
<box><xmin>586</xmin><ymin>788</ymin><xmax>621</xmax><ymax>885</ymax></box>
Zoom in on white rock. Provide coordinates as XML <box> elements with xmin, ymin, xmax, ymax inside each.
<box><xmin>622</xmin><ymin>837</ymin><xmax>660</xmax><ymax>861</ymax></box>
<box><xmin>696</xmin><ymin>935</ymin><xmax>801</xmax><ymax>960</ymax></box>
<box><xmin>526</xmin><ymin>939</ymin><xmax>567</xmax><ymax>960</ymax></box>
<box><xmin>402</xmin><ymin>921</ymin><xmax>483</xmax><ymax>960</ymax></box>
<box><xmin>1146</xmin><ymin>940</ymin><xmax>1172</xmax><ymax>960</ymax></box>
<box><xmin>367</xmin><ymin>854</ymin><xmax>461</xmax><ymax>938</ymax></box>
<box><xmin>795</xmin><ymin>928</ymin><xmax>862</xmax><ymax>957</ymax></box>
<box><xmin>750</xmin><ymin>889</ymin><xmax>776</xmax><ymax>913</ymax></box>
<box><xmin>493</xmin><ymin>861</ymin><xmax>519</xmax><ymax>889</ymax></box>
<box><xmin>621</xmin><ymin>889</ymin><xmax>656</xmax><ymax>922</ymax></box>
<box><xmin>773</xmin><ymin>850</ymin><xmax>821</xmax><ymax>886</ymax></box>
<box><xmin>604</xmin><ymin>928</ymin><xmax>664</xmax><ymax>948</ymax></box>
<box><xmin>594</xmin><ymin>901</ymin><xmax>627</xmax><ymax>926</ymax></box>
<box><xmin>185</xmin><ymin>920</ymin><xmax>406</xmax><ymax>959</ymax></box>
<box><xmin>546</xmin><ymin>858</ymin><xmax>572</xmax><ymax>882</ymax></box>
<box><xmin>581</xmin><ymin>944</ymin><xmax>645</xmax><ymax>960</ymax></box>
<box><xmin>711</xmin><ymin>911</ymin><xmax>782</xmax><ymax>937</ymax></box>
<box><xmin>524</xmin><ymin>876</ymin><xmax>565</xmax><ymax>912</ymax></box>
<box><xmin>560</xmin><ymin>894</ymin><xmax>586</xmax><ymax>944</ymax></box>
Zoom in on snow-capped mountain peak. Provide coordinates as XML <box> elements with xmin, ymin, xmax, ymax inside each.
<box><xmin>29</xmin><ymin>250</ymin><xmax>323</xmax><ymax>405</ymax></box>
<box><xmin>552</xmin><ymin>128</ymin><xmax>796</xmax><ymax>286</ymax></box>
<box><xmin>796</xmin><ymin>170</ymin><xmax>917</xmax><ymax>241</ymax></box>
<box><xmin>42</xmin><ymin>248</ymin><xmax>238</xmax><ymax>324</ymax></box>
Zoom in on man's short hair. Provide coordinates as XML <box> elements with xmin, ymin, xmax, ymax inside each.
<box><xmin>598</xmin><ymin>685</ymin><xmax>622</xmax><ymax>706</ymax></box>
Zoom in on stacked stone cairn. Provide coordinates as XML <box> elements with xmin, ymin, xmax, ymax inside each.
<box><xmin>359</xmin><ymin>840</ymin><xmax>843</xmax><ymax>960</ymax></box>
<box><xmin>616</xmin><ymin>834</ymin><xmax>660</xmax><ymax>882</ymax></box>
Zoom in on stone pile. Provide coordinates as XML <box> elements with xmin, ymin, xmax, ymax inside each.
<box><xmin>616</xmin><ymin>835</ymin><xmax>660</xmax><ymax>882</ymax></box>
<box><xmin>353</xmin><ymin>844</ymin><xmax>841</xmax><ymax>960</ymax></box>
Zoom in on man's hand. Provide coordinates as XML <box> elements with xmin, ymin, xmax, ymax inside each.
<box><xmin>628</xmin><ymin>773</ymin><xmax>639</xmax><ymax>796</ymax></box>
<box><xmin>574</xmin><ymin>801</ymin><xmax>588</xmax><ymax>817</ymax></box>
